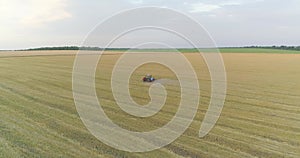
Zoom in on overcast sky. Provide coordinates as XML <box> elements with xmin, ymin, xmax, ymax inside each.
<box><xmin>1</xmin><ymin>0</ymin><xmax>300</xmax><ymax>50</ymax></box>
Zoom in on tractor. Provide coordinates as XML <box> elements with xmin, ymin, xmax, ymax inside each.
<box><xmin>143</xmin><ymin>74</ymin><xmax>155</xmax><ymax>82</ymax></box>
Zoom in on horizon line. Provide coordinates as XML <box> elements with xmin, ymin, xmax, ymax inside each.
<box><xmin>1</xmin><ymin>45</ymin><xmax>300</xmax><ymax>51</ymax></box>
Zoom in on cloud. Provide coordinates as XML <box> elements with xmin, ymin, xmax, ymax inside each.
<box><xmin>22</xmin><ymin>0</ymin><xmax>72</xmax><ymax>26</ymax></box>
<box><xmin>187</xmin><ymin>0</ymin><xmax>250</xmax><ymax>13</ymax></box>
<box><xmin>219</xmin><ymin>1</ymin><xmax>242</xmax><ymax>6</ymax></box>
<box><xmin>189</xmin><ymin>3</ymin><xmax>221</xmax><ymax>13</ymax></box>
<box><xmin>0</xmin><ymin>0</ymin><xmax>71</xmax><ymax>27</ymax></box>
<box><xmin>129</xmin><ymin>0</ymin><xmax>144</xmax><ymax>5</ymax></box>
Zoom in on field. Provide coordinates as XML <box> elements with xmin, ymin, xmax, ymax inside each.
<box><xmin>0</xmin><ymin>50</ymin><xmax>300</xmax><ymax>157</ymax></box>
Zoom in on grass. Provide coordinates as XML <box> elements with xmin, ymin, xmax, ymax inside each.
<box><xmin>0</xmin><ymin>51</ymin><xmax>299</xmax><ymax>157</ymax></box>
<box><xmin>1</xmin><ymin>48</ymin><xmax>300</xmax><ymax>56</ymax></box>
<box><xmin>10</xmin><ymin>46</ymin><xmax>300</xmax><ymax>54</ymax></box>
<box><xmin>218</xmin><ymin>48</ymin><xmax>300</xmax><ymax>54</ymax></box>
<box><xmin>178</xmin><ymin>48</ymin><xmax>300</xmax><ymax>54</ymax></box>
<box><xmin>117</xmin><ymin>48</ymin><xmax>300</xmax><ymax>54</ymax></box>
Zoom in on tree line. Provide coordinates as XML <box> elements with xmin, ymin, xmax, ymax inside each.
<box><xmin>244</xmin><ymin>46</ymin><xmax>300</xmax><ymax>51</ymax></box>
<box><xmin>24</xmin><ymin>46</ymin><xmax>130</xmax><ymax>51</ymax></box>
<box><xmin>22</xmin><ymin>46</ymin><xmax>300</xmax><ymax>51</ymax></box>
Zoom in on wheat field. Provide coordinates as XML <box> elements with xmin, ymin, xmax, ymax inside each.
<box><xmin>0</xmin><ymin>50</ymin><xmax>299</xmax><ymax>157</ymax></box>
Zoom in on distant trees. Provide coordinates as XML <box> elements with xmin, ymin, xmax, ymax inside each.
<box><xmin>22</xmin><ymin>46</ymin><xmax>300</xmax><ymax>51</ymax></box>
<box><xmin>26</xmin><ymin>46</ymin><xmax>80</xmax><ymax>51</ymax></box>
<box><xmin>245</xmin><ymin>45</ymin><xmax>300</xmax><ymax>51</ymax></box>
<box><xmin>24</xmin><ymin>46</ymin><xmax>131</xmax><ymax>51</ymax></box>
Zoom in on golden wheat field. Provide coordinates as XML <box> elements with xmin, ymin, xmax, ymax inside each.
<box><xmin>0</xmin><ymin>50</ymin><xmax>299</xmax><ymax>157</ymax></box>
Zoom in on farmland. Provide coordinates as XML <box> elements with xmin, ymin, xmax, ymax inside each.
<box><xmin>0</xmin><ymin>50</ymin><xmax>300</xmax><ymax>157</ymax></box>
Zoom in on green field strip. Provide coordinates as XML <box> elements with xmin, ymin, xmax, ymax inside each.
<box><xmin>224</xmin><ymin>92</ymin><xmax>300</xmax><ymax>120</ymax></box>
<box><xmin>212</xmin><ymin>126</ymin><xmax>299</xmax><ymax>157</ymax></box>
<box><xmin>0</xmin><ymin>104</ymin><xmax>102</xmax><ymax>157</ymax></box>
<box><xmin>218</xmin><ymin>115</ymin><xmax>299</xmax><ymax>147</ymax></box>
<box><xmin>0</xmin><ymin>88</ymin><xmax>133</xmax><ymax>157</ymax></box>
<box><xmin>2</xmin><ymin>102</ymin><xmax>100</xmax><ymax>157</ymax></box>
<box><xmin>0</xmin><ymin>81</ymin><xmax>185</xmax><ymax>157</ymax></box>
<box><xmin>222</xmin><ymin>100</ymin><xmax>300</xmax><ymax>132</ymax></box>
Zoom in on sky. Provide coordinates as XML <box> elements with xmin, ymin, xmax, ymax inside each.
<box><xmin>0</xmin><ymin>0</ymin><xmax>300</xmax><ymax>50</ymax></box>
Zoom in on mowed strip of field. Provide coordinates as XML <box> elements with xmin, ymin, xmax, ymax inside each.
<box><xmin>0</xmin><ymin>50</ymin><xmax>299</xmax><ymax>157</ymax></box>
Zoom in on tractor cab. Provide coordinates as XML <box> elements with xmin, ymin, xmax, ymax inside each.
<box><xmin>143</xmin><ymin>74</ymin><xmax>155</xmax><ymax>82</ymax></box>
